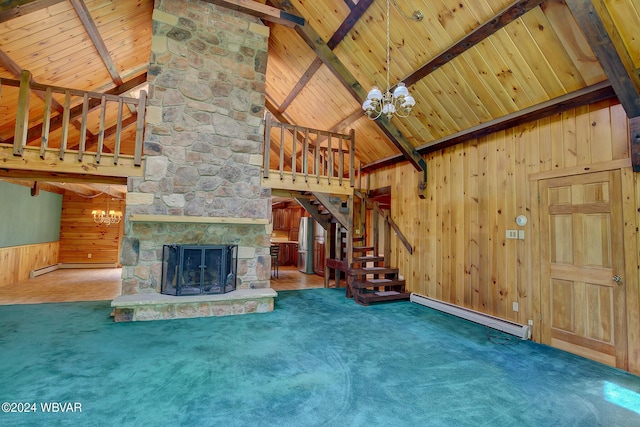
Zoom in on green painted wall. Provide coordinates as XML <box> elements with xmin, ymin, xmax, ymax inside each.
<box><xmin>0</xmin><ymin>181</ymin><xmax>62</xmax><ymax>248</ymax></box>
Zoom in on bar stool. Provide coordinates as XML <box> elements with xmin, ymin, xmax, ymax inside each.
<box><xmin>270</xmin><ymin>245</ymin><xmax>280</xmax><ymax>278</ymax></box>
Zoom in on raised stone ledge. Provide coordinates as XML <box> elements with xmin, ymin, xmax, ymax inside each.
<box><xmin>111</xmin><ymin>288</ymin><xmax>277</xmax><ymax>322</ymax></box>
<box><xmin>128</xmin><ymin>214</ymin><xmax>269</xmax><ymax>224</ymax></box>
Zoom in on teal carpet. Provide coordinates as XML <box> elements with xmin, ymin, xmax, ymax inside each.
<box><xmin>1</xmin><ymin>288</ymin><xmax>639</xmax><ymax>426</ymax></box>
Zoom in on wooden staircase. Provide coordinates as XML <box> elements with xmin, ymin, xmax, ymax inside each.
<box><xmin>321</xmin><ymin>190</ymin><xmax>411</xmax><ymax>306</ymax></box>
<box><xmin>346</xmin><ymin>239</ymin><xmax>410</xmax><ymax>306</ymax></box>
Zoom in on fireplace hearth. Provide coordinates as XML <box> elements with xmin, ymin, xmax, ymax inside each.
<box><xmin>161</xmin><ymin>245</ymin><xmax>237</xmax><ymax>296</ymax></box>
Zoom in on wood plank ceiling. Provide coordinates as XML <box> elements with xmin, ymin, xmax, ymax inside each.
<box><xmin>1</xmin><ymin>0</ymin><xmax>640</xmax><ymax>190</ymax></box>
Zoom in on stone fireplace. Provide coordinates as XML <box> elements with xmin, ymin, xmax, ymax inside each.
<box><xmin>111</xmin><ymin>0</ymin><xmax>275</xmax><ymax>322</ymax></box>
<box><xmin>161</xmin><ymin>244</ymin><xmax>237</xmax><ymax>296</ymax></box>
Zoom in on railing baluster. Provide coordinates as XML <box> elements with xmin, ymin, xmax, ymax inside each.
<box><xmin>327</xmin><ymin>134</ymin><xmax>332</xmax><ymax>185</ymax></box>
<box><xmin>134</xmin><ymin>90</ymin><xmax>146</xmax><ymax>166</ymax></box>
<box><xmin>279</xmin><ymin>123</ymin><xmax>285</xmax><ymax>180</ymax></box>
<box><xmin>350</xmin><ymin>129</ymin><xmax>355</xmax><ymax>188</ymax></box>
<box><xmin>96</xmin><ymin>95</ymin><xmax>106</xmax><ymax>164</ymax></box>
<box><xmin>338</xmin><ymin>134</ymin><xmax>344</xmax><ymax>186</ymax></box>
<box><xmin>292</xmin><ymin>125</ymin><xmax>297</xmax><ymax>181</ymax></box>
<box><xmin>59</xmin><ymin>90</ymin><xmax>71</xmax><ymax>161</ymax></box>
<box><xmin>315</xmin><ymin>131</ymin><xmax>320</xmax><ymax>184</ymax></box>
<box><xmin>263</xmin><ymin>112</ymin><xmax>271</xmax><ymax>179</ymax></box>
<box><xmin>78</xmin><ymin>92</ymin><xmax>89</xmax><ymax>162</ymax></box>
<box><xmin>40</xmin><ymin>87</ymin><xmax>52</xmax><ymax>159</ymax></box>
<box><xmin>114</xmin><ymin>97</ymin><xmax>123</xmax><ymax>165</ymax></box>
<box><xmin>13</xmin><ymin>70</ymin><xmax>31</xmax><ymax>156</ymax></box>
<box><xmin>303</xmin><ymin>128</ymin><xmax>309</xmax><ymax>182</ymax></box>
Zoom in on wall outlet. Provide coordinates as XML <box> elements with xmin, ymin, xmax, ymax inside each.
<box><xmin>528</xmin><ymin>320</ymin><xmax>534</xmax><ymax>326</ymax></box>
<box><xmin>506</xmin><ymin>230</ymin><xmax>518</xmax><ymax>239</ymax></box>
<box><xmin>87</xmin><ymin>253</ymin><xmax>92</xmax><ymax>259</ymax></box>
<box><xmin>512</xmin><ymin>301</ymin><xmax>519</xmax><ymax>312</ymax></box>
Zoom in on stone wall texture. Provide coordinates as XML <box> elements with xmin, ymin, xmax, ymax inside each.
<box><xmin>121</xmin><ymin>0</ymin><xmax>271</xmax><ymax>295</ymax></box>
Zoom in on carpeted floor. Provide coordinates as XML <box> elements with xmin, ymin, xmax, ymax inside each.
<box><xmin>1</xmin><ymin>288</ymin><xmax>639</xmax><ymax>426</ymax></box>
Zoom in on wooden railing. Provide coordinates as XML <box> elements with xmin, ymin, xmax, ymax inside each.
<box><xmin>0</xmin><ymin>70</ymin><xmax>146</xmax><ymax>177</ymax></box>
<box><xmin>262</xmin><ymin>112</ymin><xmax>355</xmax><ymax>195</ymax></box>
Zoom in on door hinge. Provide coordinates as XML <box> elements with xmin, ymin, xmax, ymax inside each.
<box><xmin>537</xmin><ymin>193</ymin><xmax>540</xmax><ymax>203</ymax></box>
<box><xmin>539</xmin><ymin>312</ymin><xmax>542</xmax><ymax>320</ymax></box>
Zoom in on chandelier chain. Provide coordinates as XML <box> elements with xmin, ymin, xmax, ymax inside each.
<box><xmin>386</xmin><ymin>0</ymin><xmax>391</xmax><ymax>94</ymax></box>
<box><xmin>361</xmin><ymin>0</ymin><xmax>415</xmax><ymax>120</ymax></box>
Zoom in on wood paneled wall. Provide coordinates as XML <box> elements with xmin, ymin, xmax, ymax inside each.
<box><xmin>367</xmin><ymin>100</ymin><xmax>640</xmax><ymax>373</ymax></box>
<box><xmin>58</xmin><ymin>193</ymin><xmax>124</xmax><ymax>264</ymax></box>
<box><xmin>0</xmin><ymin>241</ymin><xmax>59</xmax><ymax>286</ymax></box>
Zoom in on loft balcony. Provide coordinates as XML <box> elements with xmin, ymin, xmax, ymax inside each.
<box><xmin>0</xmin><ymin>70</ymin><xmax>145</xmax><ymax>180</ymax></box>
<box><xmin>261</xmin><ymin>112</ymin><xmax>356</xmax><ymax>196</ymax></box>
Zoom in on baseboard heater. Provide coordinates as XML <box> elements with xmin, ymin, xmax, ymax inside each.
<box><xmin>410</xmin><ymin>293</ymin><xmax>531</xmax><ymax>340</ymax></box>
<box><xmin>30</xmin><ymin>263</ymin><xmax>60</xmax><ymax>278</ymax></box>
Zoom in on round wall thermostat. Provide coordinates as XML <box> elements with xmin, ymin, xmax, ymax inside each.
<box><xmin>515</xmin><ymin>215</ymin><xmax>528</xmax><ymax>226</ymax></box>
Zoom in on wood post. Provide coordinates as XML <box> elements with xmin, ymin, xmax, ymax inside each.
<box><xmin>630</xmin><ymin>116</ymin><xmax>640</xmax><ymax>172</ymax></box>
<box><xmin>13</xmin><ymin>70</ymin><xmax>31</xmax><ymax>156</ymax></box>
<box><xmin>113</xmin><ymin>97</ymin><xmax>123</xmax><ymax>164</ymax></box>
<box><xmin>134</xmin><ymin>90</ymin><xmax>146</xmax><ymax>166</ymax></box>
<box><xmin>40</xmin><ymin>87</ymin><xmax>52</xmax><ymax>159</ymax></box>
<box><xmin>59</xmin><ymin>90</ymin><xmax>71</xmax><ymax>160</ymax></box>
<box><xmin>78</xmin><ymin>92</ymin><xmax>89</xmax><ymax>161</ymax></box>
<box><xmin>349</xmin><ymin>128</ymin><xmax>355</xmax><ymax>188</ymax></box>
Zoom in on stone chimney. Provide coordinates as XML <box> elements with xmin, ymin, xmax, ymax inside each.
<box><xmin>119</xmin><ymin>0</ymin><xmax>272</xmax><ymax>307</ymax></box>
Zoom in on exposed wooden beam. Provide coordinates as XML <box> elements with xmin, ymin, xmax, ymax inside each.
<box><xmin>0</xmin><ymin>169</ymin><xmax>128</xmax><ymax>185</ymax></box>
<box><xmin>70</xmin><ymin>113</ymin><xmax>138</xmax><ymax>151</ymax></box>
<box><xmin>69</xmin><ymin>0</ymin><xmax>123</xmax><ymax>86</ymax></box>
<box><xmin>30</xmin><ymin>180</ymin><xmax>39</xmax><ymax>196</ymax></box>
<box><xmin>329</xmin><ymin>108</ymin><xmax>364</xmax><ymax>133</ymax></box>
<box><xmin>0</xmin><ymin>0</ymin><xmax>63</xmax><ymax>23</ymax></box>
<box><xmin>326</xmin><ymin>0</ymin><xmax>374</xmax><ymax>50</ymax></box>
<box><xmin>565</xmin><ymin>0</ymin><xmax>640</xmax><ymax>118</ymax></box>
<box><xmin>269</xmin><ymin>0</ymin><xmax>425</xmax><ymax>173</ymax></box>
<box><xmin>403</xmin><ymin>0</ymin><xmax>544</xmax><ymax>87</ymax></box>
<box><xmin>278</xmin><ymin>58</ymin><xmax>322</xmax><ymax>113</ymax></box>
<box><xmin>277</xmin><ymin>0</ymin><xmax>374</xmax><ymax>113</ymax></box>
<box><xmin>0</xmin><ymin>48</ymin><xmax>21</xmax><ymax>76</ymax></box>
<box><xmin>0</xmin><ymin>178</ymin><xmax>65</xmax><ymax>195</ymax></box>
<box><xmin>201</xmin><ymin>0</ymin><xmax>303</xmax><ymax>27</ymax></box>
<box><xmin>362</xmin><ymin>81</ymin><xmax>617</xmax><ymax>172</ymax></box>
<box><xmin>343</xmin><ymin>0</ymin><xmax>357</xmax><ymax>11</ymax></box>
<box><xmin>0</xmin><ymin>48</ymin><xmax>64</xmax><ymax>112</ymax></box>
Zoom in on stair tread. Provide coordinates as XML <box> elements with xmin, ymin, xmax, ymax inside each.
<box><xmin>351</xmin><ymin>279</ymin><xmax>406</xmax><ymax>289</ymax></box>
<box><xmin>365</xmin><ymin>278</ymin><xmax>402</xmax><ymax>284</ymax></box>
<box><xmin>352</xmin><ymin>255</ymin><xmax>385</xmax><ymax>262</ymax></box>
<box><xmin>352</xmin><ymin>246</ymin><xmax>374</xmax><ymax>252</ymax></box>
<box><xmin>349</xmin><ymin>266</ymin><xmax>399</xmax><ymax>274</ymax></box>
<box><xmin>354</xmin><ymin>291</ymin><xmax>411</xmax><ymax>305</ymax></box>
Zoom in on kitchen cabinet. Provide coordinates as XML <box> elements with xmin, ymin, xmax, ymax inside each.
<box><xmin>313</xmin><ymin>239</ymin><xmax>325</xmax><ymax>276</ymax></box>
<box><xmin>276</xmin><ymin>242</ymin><xmax>298</xmax><ymax>266</ymax></box>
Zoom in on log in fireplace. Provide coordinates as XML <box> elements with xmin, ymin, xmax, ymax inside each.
<box><xmin>161</xmin><ymin>245</ymin><xmax>237</xmax><ymax>296</ymax></box>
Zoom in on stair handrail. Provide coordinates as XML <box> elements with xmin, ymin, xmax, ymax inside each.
<box><xmin>370</xmin><ymin>197</ymin><xmax>414</xmax><ymax>255</ymax></box>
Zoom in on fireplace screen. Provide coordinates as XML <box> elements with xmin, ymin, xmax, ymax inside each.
<box><xmin>161</xmin><ymin>245</ymin><xmax>237</xmax><ymax>296</ymax></box>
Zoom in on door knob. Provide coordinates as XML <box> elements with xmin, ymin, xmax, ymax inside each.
<box><xmin>612</xmin><ymin>275</ymin><xmax>623</xmax><ymax>283</ymax></box>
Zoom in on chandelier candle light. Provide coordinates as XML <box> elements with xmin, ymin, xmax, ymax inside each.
<box><xmin>92</xmin><ymin>194</ymin><xmax>122</xmax><ymax>226</ymax></box>
<box><xmin>362</xmin><ymin>0</ymin><xmax>415</xmax><ymax>120</ymax></box>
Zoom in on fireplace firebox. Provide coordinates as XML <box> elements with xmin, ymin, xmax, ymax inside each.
<box><xmin>161</xmin><ymin>245</ymin><xmax>237</xmax><ymax>296</ymax></box>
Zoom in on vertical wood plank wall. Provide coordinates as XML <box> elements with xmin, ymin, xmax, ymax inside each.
<box><xmin>0</xmin><ymin>242</ymin><xmax>60</xmax><ymax>286</ymax></box>
<box><xmin>58</xmin><ymin>193</ymin><xmax>124</xmax><ymax>264</ymax></box>
<box><xmin>367</xmin><ymin>100</ymin><xmax>640</xmax><ymax>374</ymax></box>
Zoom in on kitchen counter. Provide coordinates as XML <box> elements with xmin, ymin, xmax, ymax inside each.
<box><xmin>270</xmin><ymin>239</ymin><xmax>298</xmax><ymax>244</ymax></box>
